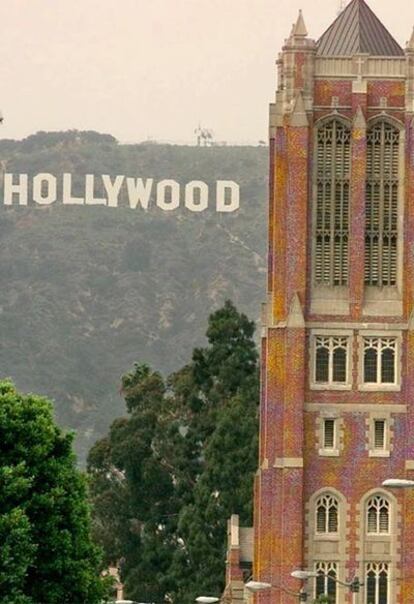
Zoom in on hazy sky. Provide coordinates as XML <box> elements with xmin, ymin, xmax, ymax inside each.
<box><xmin>1</xmin><ymin>0</ymin><xmax>413</xmax><ymax>143</ymax></box>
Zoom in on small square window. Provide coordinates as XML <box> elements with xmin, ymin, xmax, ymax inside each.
<box><xmin>319</xmin><ymin>417</ymin><xmax>340</xmax><ymax>457</ymax></box>
<box><xmin>368</xmin><ymin>416</ymin><xmax>390</xmax><ymax>458</ymax></box>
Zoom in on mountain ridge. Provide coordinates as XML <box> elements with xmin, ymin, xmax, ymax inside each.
<box><xmin>0</xmin><ymin>131</ymin><xmax>268</xmax><ymax>462</ymax></box>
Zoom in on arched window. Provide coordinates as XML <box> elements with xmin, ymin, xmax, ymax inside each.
<box><xmin>366</xmin><ymin>562</ymin><xmax>388</xmax><ymax>604</ymax></box>
<box><xmin>315</xmin><ymin>119</ymin><xmax>351</xmax><ymax>286</ymax></box>
<box><xmin>316</xmin><ymin>494</ymin><xmax>338</xmax><ymax>534</ymax></box>
<box><xmin>315</xmin><ymin>336</ymin><xmax>348</xmax><ymax>384</ymax></box>
<box><xmin>365</xmin><ymin>121</ymin><xmax>400</xmax><ymax>287</ymax></box>
<box><xmin>367</xmin><ymin>495</ymin><xmax>390</xmax><ymax>534</ymax></box>
<box><xmin>315</xmin><ymin>562</ymin><xmax>337</xmax><ymax>603</ymax></box>
<box><xmin>363</xmin><ymin>337</ymin><xmax>396</xmax><ymax>385</ymax></box>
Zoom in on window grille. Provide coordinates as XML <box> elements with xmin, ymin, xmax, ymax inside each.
<box><xmin>365</xmin><ymin>121</ymin><xmax>400</xmax><ymax>286</ymax></box>
<box><xmin>315</xmin><ymin>336</ymin><xmax>348</xmax><ymax>385</ymax></box>
<box><xmin>316</xmin><ymin>494</ymin><xmax>338</xmax><ymax>534</ymax></box>
<box><xmin>315</xmin><ymin>119</ymin><xmax>350</xmax><ymax>286</ymax></box>
<box><xmin>374</xmin><ymin>420</ymin><xmax>386</xmax><ymax>450</ymax></box>
<box><xmin>363</xmin><ymin>338</ymin><xmax>396</xmax><ymax>385</ymax></box>
<box><xmin>366</xmin><ymin>562</ymin><xmax>388</xmax><ymax>604</ymax></box>
<box><xmin>323</xmin><ymin>419</ymin><xmax>336</xmax><ymax>449</ymax></box>
<box><xmin>315</xmin><ymin>562</ymin><xmax>337</xmax><ymax>603</ymax></box>
<box><xmin>367</xmin><ymin>495</ymin><xmax>390</xmax><ymax>534</ymax></box>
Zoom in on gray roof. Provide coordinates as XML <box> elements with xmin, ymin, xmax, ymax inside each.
<box><xmin>317</xmin><ymin>0</ymin><xmax>404</xmax><ymax>57</ymax></box>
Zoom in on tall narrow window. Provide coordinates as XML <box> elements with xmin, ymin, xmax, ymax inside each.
<box><xmin>363</xmin><ymin>337</ymin><xmax>397</xmax><ymax>386</ymax></box>
<box><xmin>374</xmin><ymin>420</ymin><xmax>386</xmax><ymax>450</ymax></box>
<box><xmin>316</xmin><ymin>494</ymin><xmax>338</xmax><ymax>534</ymax></box>
<box><xmin>366</xmin><ymin>562</ymin><xmax>388</xmax><ymax>604</ymax></box>
<box><xmin>367</xmin><ymin>495</ymin><xmax>390</xmax><ymax>534</ymax></box>
<box><xmin>323</xmin><ymin>419</ymin><xmax>336</xmax><ymax>449</ymax></box>
<box><xmin>315</xmin><ymin>562</ymin><xmax>337</xmax><ymax>603</ymax></box>
<box><xmin>314</xmin><ymin>336</ymin><xmax>349</xmax><ymax>386</ymax></box>
<box><xmin>365</xmin><ymin>121</ymin><xmax>400</xmax><ymax>287</ymax></box>
<box><xmin>315</xmin><ymin>119</ymin><xmax>350</xmax><ymax>286</ymax></box>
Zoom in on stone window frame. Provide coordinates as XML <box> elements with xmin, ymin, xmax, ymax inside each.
<box><xmin>313</xmin><ymin>116</ymin><xmax>351</xmax><ymax>288</ymax></box>
<box><xmin>365</xmin><ymin>120</ymin><xmax>400</xmax><ymax>288</ymax></box>
<box><xmin>366</xmin><ymin>495</ymin><xmax>390</xmax><ymax>536</ymax></box>
<box><xmin>366</xmin><ymin>412</ymin><xmax>393</xmax><ymax>458</ymax></box>
<box><xmin>356</xmin><ymin>488</ymin><xmax>399</xmax><ymax>604</ymax></box>
<box><xmin>315</xmin><ymin>493</ymin><xmax>339</xmax><ymax>535</ymax></box>
<box><xmin>314</xmin><ymin>561</ymin><xmax>338</xmax><ymax>604</ymax></box>
<box><xmin>317</xmin><ymin>413</ymin><xmax>344</xmax><ymax>457</ymax></box>
<box><xmin>364</xmin><ymin>116</ymin><xmax>404</xmax><ymax>290</ymax></box>
<box><xmin>304</xmin><ymin>488</ymin><xmax>349</xmax><ymax>602</ymax></box>
<box><xmin>310</xmin><ymin>329</ymin><xmax>353</xmax><ymax>391</ymax></box>
<box><xmin>357</xmin><ymin>330</ymin><xmax>402</xmax><ymax>392</ymax></box>
<box><xmin>365</xmin><ymin>561</ymin><xmax>390</xmax><ymax>604</ymax></box>
<box><xmin>308</xmin><ymin>488</ymin><xmax>347</xmax><ymax>544</ymax></box>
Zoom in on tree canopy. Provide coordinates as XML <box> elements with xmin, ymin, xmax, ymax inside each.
<box><xmin>0</xmin><ymin>380</ymin><xmax>107</xmax><ymax>604</ymax></box>
<box><xmin>88</xmin><ymin>300</ymin><xmax>259</xmax><ymax>603</ymax></box>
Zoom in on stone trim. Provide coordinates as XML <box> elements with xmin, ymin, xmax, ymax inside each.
<box><xmin>273</xmin><ymin>457</ymin><xmax>303</xmax><ymax>468</ymax></box>
<box><xmin>305</xmin><ymin>403</ymin><xmax>407</xmax><ymax>414</ymax></box>
<box><xmin>314</xmin><ymin>56</ymin><xmax>406</xmax><ymax>79</ymax></box>
<box><xmin>307</xmin><ymin>321</ymin><xmax>408</xmax><ymax>330</ymax></box>
<box><xmin>309</xmin><ymin>329</ymin><xmax>353</xmax><ymax>391</ymax></box>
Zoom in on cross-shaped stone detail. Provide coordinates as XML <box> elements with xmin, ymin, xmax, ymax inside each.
<box><xmin>356</xmin><ymin>56</ymin><xmax>365</xmax><ymax>81</ymax></box>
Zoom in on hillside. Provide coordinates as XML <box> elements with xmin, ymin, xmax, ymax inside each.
<box><xmin>0</xmin><ymin>131</ymin><xmax>268</xmax><ymax>462</ymax></box>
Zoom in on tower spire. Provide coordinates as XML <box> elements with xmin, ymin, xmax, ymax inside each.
<box><xmin>292</xmin><ymin>10</ymin><xmax>308</xmax><ymax>38</ymax></box>
<box><xmin>407</xmin><ymin>26</ymin><xmax>414</xmax><ymax>51</ymax></box>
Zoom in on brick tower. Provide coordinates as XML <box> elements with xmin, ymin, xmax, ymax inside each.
<box><xmin>254</xmin><ymin>1</ymin><xmax>414</xmax><ymax>603</ymax></box>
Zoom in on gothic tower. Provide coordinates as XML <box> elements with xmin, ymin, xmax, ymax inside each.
<box><xmin>254</xmin><ymin>1</ymin><xmax>414</xmax><ymax>602</ymax></box>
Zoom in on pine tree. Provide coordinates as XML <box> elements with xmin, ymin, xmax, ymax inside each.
<box><xmin>88</xmin><ymin>301</ymin><xmax>259</xmax><ymax>603</ymax></box>
<box><xmin>168</xmin><ymin>301</ymin><xmax>258</xmax><ymax>603</ymax></box>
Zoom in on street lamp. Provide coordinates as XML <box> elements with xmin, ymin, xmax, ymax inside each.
<box><xmin>245</xmin><ymin>581</ymin><xmax>272</xmax><ymax>592</ymax></box>
<box><xmin>246</xmin><ymin>580</ymin><xmax>307</xmax><ymax>601</ymax></box>
<box><xmin>197</xmin><ymin>577</ymin><xmax>309</xmax><ymax>603</ymax></box>
<box><xmin>382</xmin><ymin>478</ymin><xmax>414</xmax><ymax>488</ymax></box>
<box><xmin>292</xmin><ymin>570</ymin><xmax>361</xmax><ymax>604</ymax></box>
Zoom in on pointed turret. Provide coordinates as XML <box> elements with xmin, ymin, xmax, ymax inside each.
<box><xmin>407</xmin><ymin>26</ymin><xmax>414</xmax><ymax>52</ymax></box>
<box><xmin>290</xmin><ymin>92</ymin><xmax>308</xmax><ymax>127</ymax></box>
<box><xmin>353</xmin><ymin>105</ymin><xmax>366</xmax><ymax>128</ymax></box>
<box><xmin>286</xmin><ymin>293</ymin><xmax>305</xmax><ymax>328</ymax></box>
<box><xmin>317</xmin><ymin>0</ymin><xmax>404</xmax><ymax>57</ymax></box>
<box><xmin>292</xmin><ymin>10</ymin><xmax>308</xmax><ymax>38</ymax></box>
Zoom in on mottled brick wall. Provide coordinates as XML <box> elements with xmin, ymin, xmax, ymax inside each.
<box><xmin>255</xmin><ymin>65</ymin><xmax>414</xmax><ymax>603</ymax></box>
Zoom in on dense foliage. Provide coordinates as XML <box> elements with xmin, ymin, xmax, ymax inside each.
<box><xmin>0</xmin><ymin>380</ymin><xmax>108</xmax><ymax>604</ymax></box>
<box><xmin>88</xmin><ymin>301</ymin><xmax>259</xmax><ymax>603</ymax></box>
<box><xmin>0</xmin><ymin>131</ymin><xmax>267</xmax><ymax>462</ymax></box>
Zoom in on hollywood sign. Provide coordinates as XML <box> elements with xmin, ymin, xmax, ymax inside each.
<box><xmin>3</xmin><ymin>174</ymin><xmax>240</xmax><ymax>213</ymax></box>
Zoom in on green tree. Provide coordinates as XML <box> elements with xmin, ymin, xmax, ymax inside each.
<box><xmin>0</xmin><ymin>380</ymin><xmax>107</xmax><ymax>604</ymax></box>
<box><xmin>88</xmin><ymin>364</ymin><xmax>178</xmax><ymax>602</ymax></box>
<box><xmin>168</xmin><ymin>301</ymin><xmax>258</xmax><ymax>603</ymax></box>
<box><xmin>88</xmin><ymin>301</ymin><xmax>259</xmax><ymax>604</ymax></box>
